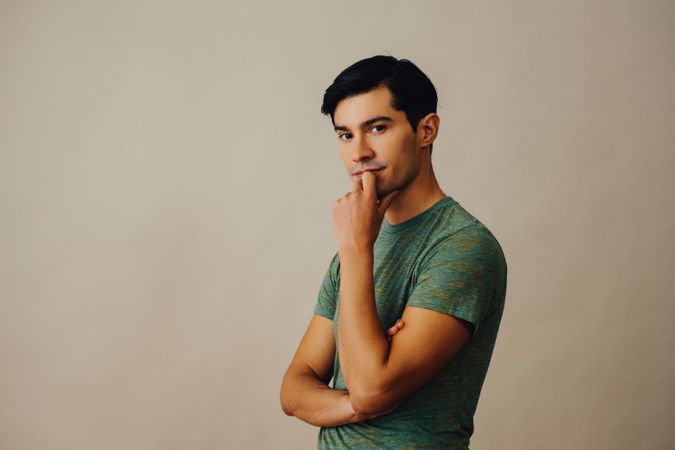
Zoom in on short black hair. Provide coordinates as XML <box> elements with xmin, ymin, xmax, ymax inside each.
<box><xmin>321</xmin><ymin>55</ymin><xmax>438</xmax><ymax>152</ymax></box>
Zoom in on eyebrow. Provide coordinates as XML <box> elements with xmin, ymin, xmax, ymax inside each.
<box><xmin>334</xmin><ymin>115</ymin><xmax>394</xmax><ymax>132</ymax></box>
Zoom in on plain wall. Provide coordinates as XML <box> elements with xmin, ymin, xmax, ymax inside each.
<box><xmin>1</xmin><ymin>1</ymin><xmax>674</xmax><ymax>449</ymax></box>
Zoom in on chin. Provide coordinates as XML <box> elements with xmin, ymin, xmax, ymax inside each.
<box><xmin>376</xmin><ymin>186</ymin><xmax>395</xmax><ymax>200</ymax></box>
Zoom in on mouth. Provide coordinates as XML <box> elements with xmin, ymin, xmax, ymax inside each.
<box><xmin>353</xmin><ymin>167</ymin><xmax>384</xmax><ymax>177</ymax></box>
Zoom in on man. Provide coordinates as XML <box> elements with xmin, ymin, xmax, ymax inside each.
<box><xmin>280</xmin><ymin>55</ymin><xmax>507</xmax><ymax>449</ymax></box>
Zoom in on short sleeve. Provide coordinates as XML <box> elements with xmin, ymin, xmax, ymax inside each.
<box><xmin>313</xmin><ymin>253</ymin><xmax>340</xmax><ymax>320</ymax></box>
<box><xmin>406</xmin><ymin>225</ymin><xmax>505</xmax><ymax>335</ymax></box>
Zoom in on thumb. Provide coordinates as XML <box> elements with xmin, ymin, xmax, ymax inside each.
<box><xmin>377</xmin><ymin>190</ymin><xmax>399</xmax><ymax>215</ymax></box>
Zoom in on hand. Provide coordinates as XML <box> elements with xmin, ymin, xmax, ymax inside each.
<box><xmin>332</xmin><ymin>171</ymin><xmax>399</xmax><ymax>251</ymax></box>
<box><xmin>386</xmin><ymin>318</ymin><xmax>405</xmax><ymax>342</ymax></box>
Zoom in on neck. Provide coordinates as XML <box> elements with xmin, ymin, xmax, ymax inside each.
<box><xmin>384</xmin><ymin>162</ymin><xmax>446</xmax><ymax>226</ymax></box>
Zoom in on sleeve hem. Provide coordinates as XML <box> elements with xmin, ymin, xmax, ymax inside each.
<box><xmin>313</xmin><ymin>307</ymin><xmax>334</xmax><ymax>321</ymax></box>
<box><xmin>405</xmin><ymin>302</ymin><xmax>480</xmax><ymax>336</ymax></box>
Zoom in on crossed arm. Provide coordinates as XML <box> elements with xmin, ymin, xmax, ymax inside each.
<box><xmin>280</xmin><ymin>248</ymin><xmax>473</xmax><ymax>425</ymax></box>
<box><xmin>337</xmin><ymin>248</ymin><xmax>473</xmax><ymax>416</ymax></box>
<box><xmin>279</xmin><ymin>257</ymin><xmax>472</xmax><ymax>426</ymax></box>
<box><xmin>279</xmin><ymin>314</ymin><xmax>404</xmax><ymax>427</ymax></box>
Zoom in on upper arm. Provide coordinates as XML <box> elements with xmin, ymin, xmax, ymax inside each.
<box><xmin>364</xmin><ymin>306</ymin><xmax>472</xmax><ymax>412</ymax></box>
<box><xmin>284</xmin><ymin>314</ymin><xmax>336</xmax><ymax>384</ymax></box>
<box><xmin>359</xmin><ymin>227</ymin><xmax>503</xmax><ymax>414</ymax></box>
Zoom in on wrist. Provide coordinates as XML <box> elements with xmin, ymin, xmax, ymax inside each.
<box><xmin>338</xmin><ymin>245</ymin><xmax>374</xmax><ymax>259</ymax></box>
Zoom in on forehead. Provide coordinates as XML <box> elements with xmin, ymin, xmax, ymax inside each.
<box><xmin>333</xmin><ymin>85</ymin><xmax>403</xmax><ymax>126</ymax></box>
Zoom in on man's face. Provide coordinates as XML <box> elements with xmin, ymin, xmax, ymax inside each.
<box><xmin>333</xmin><ymin>85</ymin><xmax>422</xmax><ymax>200</ymax></box>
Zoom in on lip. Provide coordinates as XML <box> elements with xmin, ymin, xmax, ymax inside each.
<box><xmin>353</xmin><ymin>167</ymin><xmax>384</xmax><ymax>177</ymax></box>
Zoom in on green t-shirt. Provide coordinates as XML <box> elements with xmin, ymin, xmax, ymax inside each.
<box><xmin>313</xmin><ymin>195</ymin><xmax>507</xmax><ymax>450</ymax></box>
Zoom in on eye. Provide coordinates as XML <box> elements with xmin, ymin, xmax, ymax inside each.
<box><xmin>371</xmin><ymin>124</ymin><xmax>387</xmax><ymax>133</ymax></box>
<box><xmin>338</xmin><ymin>133</ymin><xmax>352</xmax><ymax>141</ymax></box>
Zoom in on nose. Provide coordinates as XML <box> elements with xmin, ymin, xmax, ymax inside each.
<box><xmin>351</xmin><ymin>135</ymin><xmax>375</xmax><ymax>162</ymax></box>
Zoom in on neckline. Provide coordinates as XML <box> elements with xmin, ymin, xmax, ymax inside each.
<box><xmin>380</xmin><ymin>196</ymin><xmax>455</xmax><ymax>235</ymax></box>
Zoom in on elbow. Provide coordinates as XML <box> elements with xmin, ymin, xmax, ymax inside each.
<box><xmin>349</xmin><ymin>373</ymin><xmax>402</xmax><ymax>417</ymax></box>
<box><xmin>279</xmin><ymin>380</ymin><xmax>295</xmax><ymax>417</ymax></box>
<box><xmin>281</xmin><ymin>402</ymin><xmax>294</xmax><ymax>417</ymax></box>
<box><xmin>349</xmin><ymin>385</ymin><xmax>388</xmax><ymax>417</ymax></box>
<box><xmin>349</xmin><ymin>395</ymin><xmax>376</xmax><ymax>417</ymax></box>
<box><xmin>280</xmin><ymin>394</ymin><xmax>293</xmax><ymax>416</ymax></box>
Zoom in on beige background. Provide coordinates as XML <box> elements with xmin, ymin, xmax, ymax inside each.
<box><xmin>1</xmin><ymin>1</ymin><xmax>674</xmax><ymax>449</ymax></box>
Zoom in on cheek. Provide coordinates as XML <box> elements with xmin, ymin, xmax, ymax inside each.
<box><xmin>382</xmin><ymin>133</ymin><xmax>404</xmax><ymax>151</ymax></box>
<box><xmin>392</xmin><ymin>150</ymin><xmax>419</xmax><ymax>182</ymax></box>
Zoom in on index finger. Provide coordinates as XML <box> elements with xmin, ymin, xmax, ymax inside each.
<box><xmin>352</xmin><ymin>176</ymin><xmax>363</xmax><ymax>192</ymax></box>
<box><xmin>362</xmin><ymin>170</ymin><xmax>377</xmax><ymax>197</ymax></box>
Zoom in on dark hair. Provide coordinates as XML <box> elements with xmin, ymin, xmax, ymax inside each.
<box><xmin>321</xmin><ymin>55</ymin><xmax>438</xmax><ymax>152</ymax></box>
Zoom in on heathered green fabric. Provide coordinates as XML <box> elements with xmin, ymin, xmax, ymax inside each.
<box><xmin>313</xmin><ymin>196</ymin><xmax>507</xmax><ymax>450</ymax></box>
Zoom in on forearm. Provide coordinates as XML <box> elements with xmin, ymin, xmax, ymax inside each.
<box><xmin>337</xmin><ymin>247</ymin><xmax>390</xmax><ymax>402</ymax></box>
<box><xmin>280</xmin><ymin>369</ymin><xmax>359</xmax><ymax>427</ymax></box>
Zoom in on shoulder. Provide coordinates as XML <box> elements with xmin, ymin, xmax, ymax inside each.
<box><xmin>328</xmin><ymin>251</ymin><xmax>340</xmax><ymax>275</ymax></box>
<box><xmin>320</xmin><ymin>251</ymin><xmax>341</xmax><ymax>289</ymax></box>
<box><xmin>423</xmin><ymin>202</ymin><xmax>506</xmax><ymax>272</ymax></box>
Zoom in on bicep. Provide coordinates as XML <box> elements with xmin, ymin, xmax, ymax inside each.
<box><xmin>286</xmin><ymin>314</ymin><xmax>336</xmax><ymax>384</ymax></box>
<box><xmin>366</xmin><ymin>228</ymin><xmax>501</xmax><ymax>411</ymax></box>
<box><xmin>377</xmin><ymin>306</ymin><xmax>472</xmax><ymax>404</ymax></box>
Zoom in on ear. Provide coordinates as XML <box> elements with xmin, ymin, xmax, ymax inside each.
<box><xmin>416</xmin><ymin>113</ymin><xmax>440</xmax><ymax>151</ymax></box>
